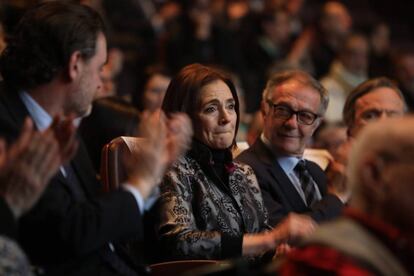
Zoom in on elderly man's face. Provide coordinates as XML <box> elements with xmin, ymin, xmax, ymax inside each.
<box><xmin>263</xmin><ymin>80</ymin><xmax>322</xmax><ymax>156</ymax></box>
<box><xmin>350</xmin><ymin>87</ymin><xmax>405</xmax><ymax>137</ymax></box>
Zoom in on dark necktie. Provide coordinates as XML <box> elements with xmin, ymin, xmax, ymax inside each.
<box><xmin>294</xmin><ymin>160</ymin><xmax>317</xmax><ymax>207</ymax></box>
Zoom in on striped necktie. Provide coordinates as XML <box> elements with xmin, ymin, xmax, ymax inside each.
<box><xmin>294</xmin><ymin>160</ymin><xmax>317</xmax><ymax>207</ymax></box>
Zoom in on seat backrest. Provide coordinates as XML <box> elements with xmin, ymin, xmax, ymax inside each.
<box><xmin>100</xmin><ymin>136</ymin><xmax>145</xmax><ymax>192</ymax></box>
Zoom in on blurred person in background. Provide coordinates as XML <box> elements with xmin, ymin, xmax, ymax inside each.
<box><xmin>393</xmin><ymin>48</ymin><xmax>414</xmax><ymax>111</ymax></box>
<box><xmin>132</xmin><ymin>65</ymin><xmax>171</xmax><ymax>113</ymax></box>
<box><xmin>321</xmin><ymin>33</ymin><xmax>369</xmax><ymax>123</ymax></box>
<box><xmin>367</xmin><ymin>20</ymin><xmax>392</xmax><ymax>78</ymax></box>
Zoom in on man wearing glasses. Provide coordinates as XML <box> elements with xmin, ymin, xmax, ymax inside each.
<box><xmin>237</xmin><ymin>70</ymin><xmax>344</xmax><ymax>227</ymax></box>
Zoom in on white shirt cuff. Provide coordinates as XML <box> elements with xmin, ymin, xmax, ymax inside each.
<box><xmin>122</xmin><ymin>184</ymin><xmax>160</xmax><ymax>214</ymax></box>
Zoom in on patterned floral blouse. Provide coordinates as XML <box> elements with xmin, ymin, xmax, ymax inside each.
<box><xmin>156</xmin><ymin>141</ymin><xmax>270</xmax><ymax>260</ymax></box>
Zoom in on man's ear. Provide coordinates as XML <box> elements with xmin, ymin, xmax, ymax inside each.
<box><xmin>67</xmin><ymin>51</ymin><xmax>83</xmax><ymax>81</ymax></box>
<box><xmin>360</xmin><ymin>156</ymin><xmax>386</xmax><ymax>196</ymax></box>
<box><xmin>260</xmin><ymin>100</ymin><xmax>268</xmax><ymax>118</ymax></box>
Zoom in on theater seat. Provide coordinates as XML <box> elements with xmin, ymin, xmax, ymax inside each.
<box><xmin>100</xmin><ymin>136</ymin><xmax>145</xmax><ymax>192</ymax></box>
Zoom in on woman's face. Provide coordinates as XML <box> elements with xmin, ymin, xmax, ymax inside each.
<box><xmin>195</xmin><ymin>80</ymin><xmax>237</xmax><ymax>149</ymax></box>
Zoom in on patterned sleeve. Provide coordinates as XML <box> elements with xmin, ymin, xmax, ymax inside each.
<box><xmin>156</xmin><ymin>161</ymin><xmax>223</xmax><ymax>260</ymax></box>
<box><xmin>239</xmin><ymin>163</ymin><xmax>272</xmax><ymax>231</ymax></box>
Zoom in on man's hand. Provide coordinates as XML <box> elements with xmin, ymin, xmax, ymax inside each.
<box><xmin>0</xmin><ymin>118</ymin><xmax>62</xmax><ymax>218</ymax></box>
<box><xmin>271</xmin><ymin>213</ymin><xmax>317</xmax><ymax>242</ymax></box>
<box><xmin>127</xmin><ymin>111</ymin><xmax>193</xmax><ymax>199</ymax></box>
<box><xmin>242</xmin><ymin>213</ymin><xmax>316</xmax><ymax>256</ymax></box>
<box><xmin>50</xmin><ymin>114</ymin><xmax>79</xmax><ymax>164</ymax></box>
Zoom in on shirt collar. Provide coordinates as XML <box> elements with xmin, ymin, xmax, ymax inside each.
<box><xmin>19</xmin><ymin>91</ymin><xmax>52</xmax><ymax>131</ymax></box>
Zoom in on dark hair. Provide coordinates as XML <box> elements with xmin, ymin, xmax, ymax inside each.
<box><xmin>343</xmin><ymin>77</ymin><xmax>407</xmax><ymax>128</ymax></box>
<box><xmin>162</xmin><ymin>63</ymin><xmax>240</xmax><ymax>145</ymax></box>
<box><xmin>0</xmin><ymin>2</ymin><xmax>105</xmax><ymax>89</ymax></box>
<box><xmin>132</xmin><ymin>64</ymin><xmax>172</xmax><ymax>112</ymax></box>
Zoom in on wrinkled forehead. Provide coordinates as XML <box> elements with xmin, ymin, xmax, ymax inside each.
<box><xmin>355</xmin><ymin>88</ymin><xmax>405</xmax><ymax>113</ymax></box>
<box><xmin>271</xmin><ymin>80</ymin><xmax>321</xmax><ymax>109</ymax></box>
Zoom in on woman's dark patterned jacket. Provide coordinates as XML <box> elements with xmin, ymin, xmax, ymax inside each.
<box><xmin>156</xmin><ymin>143</ymin><xmax>271</xmax><ymax>260</ymax></box>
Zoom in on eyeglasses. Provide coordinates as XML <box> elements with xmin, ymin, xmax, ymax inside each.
<box><xmin>267</xmin><ymin>100</ymin><xmax>320</xmax><ymax>125</ymax></box>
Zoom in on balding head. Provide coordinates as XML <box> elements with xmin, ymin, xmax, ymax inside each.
<box><xmin>348</xmin><ymin>117</ymin><xmax>414</xmax><ymax>234</ymax></box>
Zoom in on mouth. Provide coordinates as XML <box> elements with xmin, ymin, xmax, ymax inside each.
<box><xmin>215</xmin><ymin>132</ymin><xmax>232</xmax><ymax>135</ymax></box>
<box><xmin>278</xmin><ymin>133</ymin><xmax>301</xmax><ymax>139</ymax></box>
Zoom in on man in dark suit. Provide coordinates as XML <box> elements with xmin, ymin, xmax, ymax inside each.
<box><xmin>237</xmin><ymin>70</ymin><xmax>345</xmax><ymax>227</ymax></box>
<box><xmin>0</xmin><ymin>2</ymin><xmax>191</xmax><ymax>275</ymax></box>
<box><xmin>0</xmin><ymin>117</ymin><xmax>69</xmax><ymax>275</ymax></box>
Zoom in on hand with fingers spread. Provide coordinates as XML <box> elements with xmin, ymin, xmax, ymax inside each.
<box><xmin>165</xmin><ymin>113</ymin><xmax>193</xmax><ymax>165</ymax></box>
<box><xmin>0</xmin><ymin>118</ymin><xmax>62</xmax><ymax>218</ymax></box>
<box><xmin>127</xmin><ymin>111</ymin><xmax>193</xmax><ymax>199</ymax></box>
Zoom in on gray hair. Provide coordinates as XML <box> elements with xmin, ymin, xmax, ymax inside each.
<box><xmin>262</xmin><ymin>70</ymin><xmax>329</xmax><ymax>114</ymax></box>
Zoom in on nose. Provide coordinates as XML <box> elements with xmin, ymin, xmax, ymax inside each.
<box><xmin>377</xmin><ymin>110</ymin><xmax>393</xmax><ymax>121</ymax></box>
<box><xmin>284</xmin><ymin>113</ymin><xmax>298</xmax><ymax>129</ymax></box>
<box><xmin>219</xmin><ymin>108</ymin><xmax>231</xmax><ymax>125</ymax></box>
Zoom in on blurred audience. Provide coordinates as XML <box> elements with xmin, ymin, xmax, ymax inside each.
<box><xmin>367</xmin><ymin>21</ymin><xmax>392</xmax><ymax>78</ymax></box>
<box><xmin>0</xmin><ymin>22</ymin><xmax>6</xmax><ymax>54</ymax></box>
<box><xmin>321</xmin><ymin>33</ymin><xmax>369</xmax><ymax>123</ymax></box>
<box><xmin>132</xmin><ymin>65</ymin><xmax>171</xmax><ymax>113</ymax></box>
<box><xmin>157</xmin><ymin>64</ymin><xmax>316</xmax><ymax>261</ymax></box>
<box><xmin>393</xmin><ymin>48</ymin><xmax>414</xmax><ymax>111</ymax></box>
<box><xmin>312</xmin><ymin>122</ymin><xmax>347</xmax><ymax>161</ymax></box>
<box><xmin>244</xmin><ymin>8</ymin><xmax>293</xmax><ymax>113</ymax></box>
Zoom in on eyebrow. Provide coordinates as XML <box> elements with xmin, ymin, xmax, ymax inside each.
<box><xmin>201</xmin><ymin>98</ymin><xmax>235</xmax><ymax>106</ymax></box>
<box><xmin>273</xmin><ymin>101</ymin><xmax>316</xmax><ymax>113</ymax></box>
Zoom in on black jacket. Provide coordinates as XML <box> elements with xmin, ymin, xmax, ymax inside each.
<box><xmin>236</xmin><ymin>138</ymin><xmax>343</xmax><ymax>227</ymax></box>
<box><xmin>0</xmin><ymin>82</ymin><xmax>144</xmax><ymax>275</ymax></box>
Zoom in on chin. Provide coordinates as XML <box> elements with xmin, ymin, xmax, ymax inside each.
<box><xmin>276</xmin><ymin>143</ymin><xmax>303</xmax><ymax>156</ymax></box>
<box><xmin>211</xmin><ymin>140</ymin><xmax>233</xmax><ymax>149</ymax></box>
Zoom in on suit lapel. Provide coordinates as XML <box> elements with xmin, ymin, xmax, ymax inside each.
<box><xmin>0</xmin><ymin>85</ymin><xmax>99</xmax><ymax>199</ymax></box>
<box><xmin>71</xmin><ymin>137</ymin><xmax>100</xmax><ymax>198</ymax></box>
<box><xmin>253</xmin><ymin>139</ymin><xmax>308</xmax><ymax>211</ymax></box>
<box><xmin>307</xmin><ymin>162</ymin><xmax>327</xmax><ymax>195</ymax></box>
<box><xmin>0</xmin><ymin>84</ymin><xmax>31</xmax><ymax>135</ymax></box>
